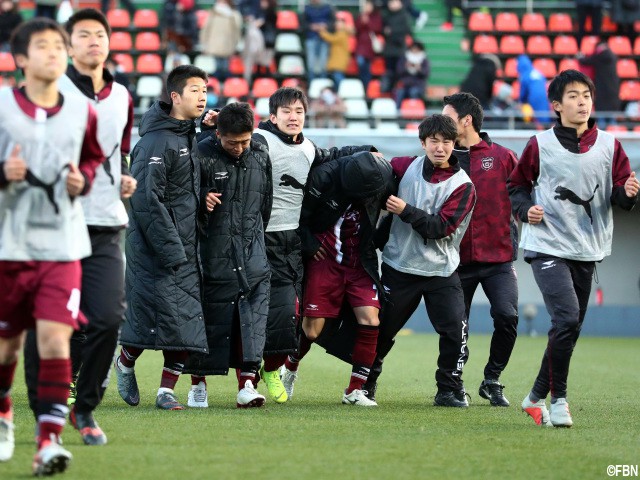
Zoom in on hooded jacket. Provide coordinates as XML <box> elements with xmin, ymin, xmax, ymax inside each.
<box><xmin>517</xmin><ymin>55</ymin><xmax>550</xmax><ymax>123</ymax></box>
<box><xmin>120</xmin><ymin>101</ymin><xmax>207</xmax><ymax>353</ymax></box>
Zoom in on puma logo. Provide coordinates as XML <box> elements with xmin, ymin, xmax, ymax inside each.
<box><xmin>554</xmin><ymin>184</ymin><xmax>599</xmax><ymax>224</ymax></box>
<box><xmin>279</xmin><ymin>174</ymin><xmax>305</xmax><ymax>189</ymax></box>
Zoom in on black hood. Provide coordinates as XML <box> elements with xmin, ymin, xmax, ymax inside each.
<box><xmin>139</xmin><ymin>101</ymin><xmax>196</xmax><ymax>138</ymax></box>
<box><xmin>340</xmin><ymin>152</ymin><xmax>392</xmax><ymax>200</ymax></box>
<box><xmin>65</xmin><ymin>64</ymin><xmax>114</xmax><ymax>99</ymax></box>
<box><xmin>257</xmin><ymin>119</ymin><xmax>306</xmax><ymax>144</ymax></box>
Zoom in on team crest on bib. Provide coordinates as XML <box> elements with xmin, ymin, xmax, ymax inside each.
<box><xmin>481</xmin><ymin>157</ymin><xmax>494</xmax><ymax>171</ymax></box>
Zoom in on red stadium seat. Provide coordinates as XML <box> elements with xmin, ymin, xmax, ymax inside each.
<box><xmin>580</xmin><ymin>36</ymin><xmax>599</xmax><ymax>55</ymax></box>
<box><xmin>207</xmin><ymin>77</ymin><xmax>220</xmax><ymax>95</ymax></box>
<box><xmin>399</xmin><ymin>98</ymin><xmax>426</xmax><ymax>120</ymax></box>
<box><xmin>472</xmin><ymin>35</ymin><xmax>498</xmax><ymax>54</ymax></box>
<box><xmin>636</xmin><ymin>37</ymin><xmax>640</xmax><ymax>55</ymax></box>
<box><xmin>500</xmin><ymin>35</ymin><xmax>525</xmax><ymax>55</ymax></box>
<box><xmin>370</xmin><ymin>56</ymin><xmax>386</xmax><ymax>76</ymax></box>
<box><xmin>196</xmin><ymin>10</ymin><xmax>209</xmax><ymax>29</ymax></box>
<box><xmin>527</xmin><ymin>35</ymin><xmax>552</xmax><ymax>55</ymax></box>
<box><xmin>133</xmin><ymin>9</ymin><xmax>159</xmax><ymax>29</ymax></box>
<box><xmin>602</xmin><ymin>15</ymin><xmax>618</xmax><ymax>33</ymax></box>
<box><xmin>135</xmin><ymin>32</ymin><xmax>161</xmax><ymax>52</ymax></box>
<box><xmin>553</xmin><ymin>36</ymin><xmax>578</xmax><ymax>55</ymax></box>
<box><xmin>346</xmin><ymin>57</ymin><xmax>358</xmax><ymax>76</ymax></box>
<box><xmin>0</xmin><ymin>52</ymin><xmax>16</xmax><ymax>72</ymax></box>
<box><xmin>504</xmin><ymin>57</ymin><xmax>518</xmax><ymax>78</ymax></box>
<box><xmin>634</xmin><ymin>125</ymin><xmax>640</xmax><ymax>133</ymax></box>
<box><xmin>559</xmin><ymin>57</ymin><xmax>580</xmax><ymax>72</ymax></box>
<box><xmin>281</xmin><ymin>77</ymin><xmax>302</xmax><ymax>89</ymax></box>
<box><xmin>511</xmin><ymin>81</ymin><xmax>520</xmax><ymax>100</ymax></box>
<box><xmin>617</xmin><ymin>59</ymin><xmax>639</xmax><ymax>78</ymax></box>
<box><xmin>533</xmin><ymin>58</ymin><xmax>557</xmax><ymax>78</ymax></box>
<box><xmin>276</xmin><ymin>10</ymin><xmax>300</xmax><ymax>30</ymax></box>
<box><xmin>336</xmin><ymin>10</ymin><xmax>355</xmax><ymax>30</ymax></box>
<box><xmin>106</xmin><ymin>9</ymin><xmax>130</xmax><ymax>28</ymax></box>
<box><xmin>229</xmin><ymin>55</ymin><xmax>245</xmax><ymax>76</ymax></box>
<box><xmin>136</xmin><ymin>54</ymin><xmax>163</xmax><ymax>74</ymax></box>
<box><xmin>468</xmin><ymin>12</ymin><xmax>493</xmax><ymax>31</ymax></box>
<box><xmin>605</xmin><ymin>125</ymin><xmax>628</xmax><ymax>132</ymax></box>
<box><xmin>223</xmin><ymin>77</ymin><xmax>249</xmax><ymax>98</ymax></box>
<box><xmin>366</xmin><ymin>79</ymin><xmax>383</xmax><ymax>98</ymax></box>
<box><xmin>110</xmin><ymin>32</ymin><xmax>132</xmax><ymax>51</ymax></box>
<box><xmin>608</xmin><ymin>36</ymin><xmax>632</xmax><ymax>56</ymax></box>
<box><xmin>113</xmin><ymin>53</ymin><xmax>133</xmax><ymax>73</ymax></box>
<box><xmin>548</xmin><ymin>13</ymin><xmax>572</xmax><ymax>32</ymax></box>
<box><xmin>494</xmin><ymin>12</ymin><xmax>520</xmax><ymax>32</ymax></box>
<box><xmin>426</xmin><ymin>85</ymin><xmax>447</xmax><ymax>101</ymax></box>
<box><xmin>348</xmin><ymin>35</ymin><xmax>357</xmax><ymax>53</ymax></box>
<box><xmin>251</xmin><ymin>77</ymin><xmax>278</xmax><ymax>98</ymax></box>
<box><xmin>521</xmin><ymin>13</ymin><xmax>546</xmax><ymax>32</ymax></box>
<box><xmin>620</xmin><ymin>80</ymin><xmax>640</xmax><ymax>101</ymax></box>
<box><xmin>405</xmin><ymin>122</ymin><xmax>420</xmax><ymax>131</ymax></box>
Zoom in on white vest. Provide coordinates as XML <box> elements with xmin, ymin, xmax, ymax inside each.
<box><xmin>520</xmin><ymin>128</ymin><xmax>614</xmax><ymax>261</ymax></box>
<box><xmin>382</xmin><ymin>156</ymin><xmax>473</xmax><ymax>277</ymax></box>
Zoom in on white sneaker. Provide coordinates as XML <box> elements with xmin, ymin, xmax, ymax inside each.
<box><xmin>187</xmin><ymin>382</ymin><xmax>209</xmax><ymax>408</ymax></box>
<box><xmin>280</xmin><ymin>365</ymin><xmax>298</xmax><ymax>399</ymax></box>
<box><xmin>550</xmin><ymin>398</ymin><xmax>573</xmax><ymax>428</ymax></box>
<box><xmin>342</xmin><ymin>389</ymin><xmax>378</xmax><ymax>407</ymax></box>
<box><xmin>521</xmin><ymin>394</ymin><xmax>551</xmax><ymax>426</ymax></box>
<box><xmin>0</xmin><ymin>417</ymin><xmax>15</xmax><ymax>462</ymax></box>
<box><xmin>32</xmin><ymin>435</ymin><xmax>72</xmax><ymax>476</ymax></box>
<box><xmin>416</xmin><ymin>11</ymin><xmax>429</xmax><ymax>29</ymax></box>
<box><xmin>237</xmin><ymin>380</ymin><xmax>266</xmax><ymax>408</ymax></box>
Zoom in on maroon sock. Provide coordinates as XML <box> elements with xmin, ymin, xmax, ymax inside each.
<box><xmin>37</xmin><ymin>358</ymin><xmax>71</xmax><ymax>447</ymax></box>
<box><xmin>0</xmin><ymin>361</ymin><xmax>17</xmax><ymax>417</ymax></box>
<box><xmin>119</xmin><ymin>345</ymin><xmax>144</xmax><ymax>368</ymax></box>
<box><xmin>284</xmin><ymin>333</ymin><xmax>314</xmax><ymax>372</ymax></box>
<box><xmin>160</xmin><ymin>351</ymin><xmax>188</xmax><ymax>390</ymax></box>
<box><xmin>347</xmin><ymin>325</ymin><xmax>379</xmax><ymax>393</ymax></box>
<box><xmin>263</xmin><ymin>353</ymin><xmax>288</xmax><ymax>372</ymax></box>
<box><xmin>191</xmin><ymin>375</ymin><xmax>206</xmax><ymax>386</ymax></box>
<box><xmin>236</xmin><ymin>368</ymin><xmax>257</xmax><ymax>390</ymax></box>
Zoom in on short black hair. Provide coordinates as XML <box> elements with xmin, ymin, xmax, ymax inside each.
<box><xmin>217</xmin><ymin>102</ymin><xmax>254</xmax><ymax>135</ymax></box>
<box><xmin>418</xmin><ymin>114</ymin><xmax>458</xmax><ymax>142</ymax></box>
<box><xmin>548</xmin><ymin>69</ymin><xmax>595</xmax><ymax>118</ymax></box>
<box><xmin>65</xmin><ymin>8</ymin><xmax>111</xmax><ymax>37</ymax></box>
<box><xmin>166</xmin><ymin>64</ymin><xmax>208</xmax><ymax>98</ymax></box>
<box><xmin>269</xmin><ymin>87</ymin><xmax>308</xmax><ymax>114</ymax></box>
<box><xmin>10</xmin><ymin>17</ymin><xmax>68</xmax><ymax>59</ymax></box>
<box><xmin>443</xmin><ymin>92</ymin><xmax>484</xmax><ymax>133</ymax></box>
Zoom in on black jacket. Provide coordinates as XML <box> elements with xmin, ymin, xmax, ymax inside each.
<box><xmin>185</xmin><ymin>137</ymin><xmax>273</xmax><ymax>374</ymax></box>
<box><xmin>120</xmin><ymin>101</ymin><xmax>207</xmax><ymax>353</ymax></box>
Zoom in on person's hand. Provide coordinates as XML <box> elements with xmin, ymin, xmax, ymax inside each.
<box><xmin>624</xmin><ymin>171</ymin><xmax>639</xmax><ymax>198</ymax></box>
<box><xmin>313</xmin><ymin>245</ymin><xmax>327</xmax><ymax>261</ymax></box>
<box><xmin>120</xmin><ymin>174</ymin><xmax>137</xmax><ymax>199</ymax></box>
<box><xmin>3</xmin><ymin>144</ymin><xmax>27</xmax><ymax>182</ymax></box>
<box><xmin>527</xmin><ymin>205</ymin><xmax>544</xmax><ymax>224</ymax></box>
<box><xmin>205</xmin><ymin>191</ymin><xmax>222</xmax><ymax>211</ymax></box>
<box><xmin>66</xmin><ymin>163</ymin><xmax>85</xmax><ymax>197</ymax></box>
<box><xmin>202</xmin><ymin>110</ymin><xmax>218</xmax><ymax>127</ymax></box>
<box><xmin>386</xmin><ymin>194</ymin><xmax>406</xmax><ymax>215</ymax></box>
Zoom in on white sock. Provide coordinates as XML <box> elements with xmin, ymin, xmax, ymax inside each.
<box><xmin>158</xmin><ymin>387</ymin><xmax>173</xmax><ymax>396</ymax></box>
<box><xmin>117</xmin><ymin>357</ymin><xmax>134</xmax><ymax>374</ymax></box>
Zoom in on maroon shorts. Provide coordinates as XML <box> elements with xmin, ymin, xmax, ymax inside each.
<box><xmin>0</xmin><ymin>260</ymin><xmax>86</xmax><ymax>338</ymax></box>
<box><xmin>303</xmin><ymin>256</ymin><xmax>380</xmax><ymax>318</ymax></box>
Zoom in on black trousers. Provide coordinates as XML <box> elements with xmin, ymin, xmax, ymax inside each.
<box><xmin>458</xmin><ymin>262</ymin><xmax>519</xmax><ymax>380</ymax></box>
<box><xmin>370</xmin><ymin>263</ymin><xmax>468</xmax><ymax>392</ymax></box>
<box><xmin>25</xmin><ymin>230</ymin><xmax>126</xmax><ymax>415</ymax></box>
<box><xmin>530</xmin><ymin>256</ymin><xmax>594</xmax><ymax>400</ymax></box>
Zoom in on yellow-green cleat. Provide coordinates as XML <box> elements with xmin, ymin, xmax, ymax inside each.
<box><xmin>67</xmin><ymin>382</ymin><xmax>76</xmax><ymax>407</ymax></box>
<box><xmin>259</xmin><ymin>366</ymin><xmax>288</xmax><ymax>403</ymax></box>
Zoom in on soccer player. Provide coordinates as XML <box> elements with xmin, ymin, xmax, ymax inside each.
<box><xmin>364</xmin><ymin>114</ymin><xmax>476</xmax><ymax>407</ymax></box>
<box><xmin>22</xmin><ymin>8</ymin><xmax>136</xmax><ymax>446</ymax></box>
<box><xmin>114</xmin><ymin>65</ymin><xmax>216</xmax><ymax>411</ymax></box>
<box><xmin>442</xmin><ymin>92</ymin><xmax>520</xmax><ymax>407</ymax></box>
<box><xmin>509</xmin><ymin>69</ymin><xmax>639</xmax><ymax>427</ymax></box>
<box><xmin>184</xmin><ymin>102</ymin><xmax>272</xmax><ymax>408</ymax></box>
<box><xmin>280</xmin><ymin>151</ymin><xmax>395</xmax><ymax>406</ymax></box>
<box><xmin>252</xmin><ymin>87</ymin><xmax>377</xmax><ymax>403</ymax></box>
<box><xmin>0</xmin><ymin>18</ymin><xmax>103</xmax><ymax>475</ymax></box>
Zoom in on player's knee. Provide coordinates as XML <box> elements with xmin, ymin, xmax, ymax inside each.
<box><xmin>37</xmin><ymin>333</ymin><xmax>70</xmax><ymax>359</ymax></box>
<box><xmin>302</xmin><ymin>325</ymin><xmax>320</xmax><ymax>342</ymax></box>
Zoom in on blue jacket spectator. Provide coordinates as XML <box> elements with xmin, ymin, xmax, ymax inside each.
<box><xmin>517</xmin><ymin>54</ymin><xmax>550</xmax><ymax>123</ymax></box>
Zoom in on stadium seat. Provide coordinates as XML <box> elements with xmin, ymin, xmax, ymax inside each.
<box><xmin>106</xmin><ymin>9</ymin><xmax>130</xmax><ymax>29</ymax></box>
<box><xmin>602</xmin><ymin>15</ymin><xmax>618</xmax><ymax>33</ymax></box>
<box><xmin>276</xmin><ymin>10</ymin><xmax>300</xmax><ymax>30</ymax></box>
<box><xmin>113</xmin><ymin>53</ymin><xmax>133</xmax><ymax>73</ymax></box>
<box><xmin>426</xmin><ymin>85</ymin><xmax>447</xmax><ymax>101</ymax></box>
<box><xmin>136</xmin><ymin>54</ymin><xmax>163</xmax><ymax>74</ymax></box>
<box><xmin>620</xmin><ymin>80</ymin><xmax>640</xmax><ymax>101</ymax></box>
<box><xmin>0</xmin><ymin>52</ymin><xmax>16</xmax><ymax>72</ymax></box>
<box><xmin>605</xmin><ymin>124</ymin><xmax>628</xmax><ymax>132</ymax></box>
<box><xmin>135</xmin><ymin>32</ymin><xmax>161</xmax><ymax>52</ymax></box>
<box><xmin>472</xmin><ymin>35</ymin><xmax>499</xmax><ymax>54</ymax></box>
<box><xmin>274</xmin><ymin>33</ymin><xmax>303</xmax><ymax>54</ymax></box>
<box><xmin>366</xmin><ymin>79</ymin><xmax>384</xmax><ymax>99</ymax></box>
<box><xmin>405</xmin><ymin>122</ymin><xmax>420</xmax><ymax>131</ymax></box>
<box><xmin>254</xmin><ymin>97</ymin><xmax>270</xmax><ymax>118</ymax></box>
<box><xmin>617</xmin><ymin>59</ymin><xmax>639</xmax><ymax>78</ymax></box>
<box><xmin>229</xmin><ymin>55</ymin><xmax>245</xmax><ymax>76</ymax></box>
<box><xmin>521</xmin><ymin>12</ymin><xmax>546</xmax><ymax>32</ymax></box>
<box><xmin>494</xmin><ymin>12</ymin><xmax>520</xmax><ymax>32</ymax></box>
<box><xmin>533</xmin><ymin>58</ymin><xmax>557</xmax><ymax>78</ymax></box>
<box><xmin>133</xmin><ymin>9</ymin><xmax>159</xmax><ymax>29</ymax></box>
<box><xmin>194</xmin><ymin>54</ymin><xmax>216</xmax><ymax>74</ymax></box>
<box><xmin>580</xmin><ymin>36</ymin><xmax>599</xmax><ymax>55</ymax></box>
<box><xmin>553</xmin><ymin>36</ymin><xmax>578</xmax><ymax>55</ymax></box>
<box><xmin>370</xmin><ymin>98</ymin><xmax>398</xmax><ymax>120</ymax></box>
<box><xmin>371</xmin><ymin>56</ymin><xmax>386</xmax><ymax>76</ymax></box>
<box><xmin>348</xmin><ymin>36</ymin><xmax>357</xmax><ymax>53</ymax></box>
<box><xmin>527</xmin><ymin>35</ymin><xmax>552</xmax><ymax>55</ymax></box>
<box><xmin>196</xmin><ymin>10</ymin><xmax>209</xmax><ymax>29</ymax></box>
<box><xmin>251</xmin><ymin>77</ymin><xmax>279</xmax><ymax>98</ymax></box>
<box><xmin>548</xmin><ymin>13</ymin><xmax>572</xmax><ymax>32</ymax></box>
<box><xmin>510</xmin><ymin>81</ymin><xmax>520</xmax><ymax>100</ymax></box>
<box><xmin>207</xmin><ymin>77</ymin><xmax>221</xmax><ymax>95</ymax></box>
<box><xmin>337</xmin><ymin>78</ymin><xmax>365</xmax><ymax>99</ymax></box>
<box><xmin>110</xmin><ymin>31</ymin><xmax>132</xmax><ymax>51</ymax></box>
<box><xmin>278</xmin><ymin>55</ymin><xmax>305</xmax><ymax>75</ymax></box>
<box><xmin>346</xmin><ymin>121</ymin><xmax>371</xmax><ymax>130</ymax></box>
<box><xmin>136</xmin><ymin>75</ymin><xmax>163</xmax><ymax>109</ymax></box>
<box><xmin>504</xmin><ymin>57</ymin><xmax>518</xmax><ymax>78</ymax></box>
<box><xmin>634</xmin><ymin>125</ymin><xmax>640</xmax><ymax>133</ymax></box>
<box><xmin>223</xmin><ymin>77</ymin><xmax>249</xmax><ymax>98</ymax></box>
<box><xmin>308</xmin><ymin>78</ymin><xmax>334</xmax><ymax>98</ymax></box>
<box><xmin>346</xmin><ymin>57</ymin><xmax>359</xmax><ymax>76</ymax></box>
<box><xmin>336</xmin><ymin>10</ymin><xmax>355</xmax><ymax>30</ymax></box>
<box><xmin>636</xmin><ymin>37</ymin><xmax>640</xmax><ymax>55</ymax></box>
<box><xmin>468</xmin><ymin>11</ymin><xmax>493</xmax><ymax>31</ymax></box>
<box><xmin>447</xmin><ymin>85</ymin><xmax>460</xmax><ymax>95</ymax></box>
<box><xmin>399</xmin><ymin>98</ymin><xmax>426</xmax><ymax>120</ymax></box>
<box><xmin>376</xmin><ymin>121</ymin><xmax>401</xmax><ymax>131</ymax></box>
<box><xmin>608</xmin><ymin>36</ymin><xmax>632</xmax><ymax>56</ymax></box>
<box><xmin>559</xmin><ymin>57</ymin><xmax>580</xmax><ymax>72</ymax></box>
<box><xmin>281</xmin><ymin>77</ymin><xmax>302</xmax><ymax>88</ymax></box>
<box><xmin>344</xmin><ymin>98</ymin><xmax>369</xmax><ymax>119</ymax></box>
<box><xmin>500</xmin><ymin>35</ymin><xmax>525</xmax><ymax>55</ymax></box>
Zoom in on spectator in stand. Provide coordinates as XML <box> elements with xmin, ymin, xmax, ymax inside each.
<box><xmin>0</xmin><ymin>0</ymin><xmax>21</xmax><ymax>53</ymax></box>
<box><xmin>164</xmin><ymin>46</ymin><xmax>190</xmax><ymax>73</ymax></box>
<box><xmin>242</xmin><ymin>16</ymin><xmax>265</xmax><ymax>83</ymax></box>
<box><xmin>460</xmin><ymin>54</ymin><xmax>499</xmax><ymax>110</ymax></box>
<box><xmin>319</xmin><ymin>15</ymin><xmax>352</xmax><ymax>88</ymax></box>
<box><xmin>257</xmin><ymin>0</ymin><xmax>277</xmax><ymax>76</ymax></box>
<box><xmin>517</xmin><ymin>54</ymin><xmax>551</xmax><ymax>124</ymax></box>
<box><xmin>576</xmin><ymin>0</ymin><xmax>603</xmax><ymax>45</ymax></box>
<box><xmin>303</xmin><ymin>0</ymin><xmax>335</xmax><ymax>82</ymax></box>
<box><xmin>381</xmin><ymin>0</ymin><xmax>411</xmax><ymax>93</ymax></box>
<box><xmin>441</xmin><ymin>0</ymin><xmax>469</xmax><ymax>31</ymax></box>
<box><xmin>611</xmin><ymin>0</ymin><xmax>640</xmax><ymax>43</ymax></box>
<box><xmin>162</xmin><ymin>0</ymin><xmax>199</xmax><ymax>54</ymax></box>
<box><xmin>101</xmin><ymin>0</ymin><xmax>135</xmax><ymax>17</ymax></box>
<box><xmin>200</xmin><ymin>0</ymin><xmax>243</xmax><ymax>83</ymax></box>
<box><xmin>34</xmin><ymin>0</ymin><xmax>57</xmax><ymax>19</ymax></box>
<box><xmin>354</xmin><ymin>0</ymin><xmax>383</xmax><ymax>90</ymax></box>
<box><xmin>394</xmin><ymin>41</ymin><xmax>429</xmax><ymax>108</ymax></box>
<box><xmin>578</xmin><ymin>41</ymin><xmax>621</xmax><ymax>126</ymax></box>
<box><xmin>309</xmin><ymin>86</ymin><xmax>347</xmax><ymax>128</ymax></box>
<box><xmin>402</xmin><ymin>0</ymin><xmax>428</xmax><ymax>29</ymax></box>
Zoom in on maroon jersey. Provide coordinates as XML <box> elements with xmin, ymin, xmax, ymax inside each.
<box><xmin>315</xmin><ymin>203</ymin><xmax>364</xmax><ymax>267</ymax></box>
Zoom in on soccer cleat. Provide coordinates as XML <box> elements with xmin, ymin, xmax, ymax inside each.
<box><xmin>521</xmin><ymin>394</ymin><xmax>552</xmax><ymax>426</ymax></box>
<box><xmin>280</xmin><ymin>365</ymin><xmax>298</xmax><ymax>399</ymax></box>
<box><xmin>0</xmin><ymin>416</ymin><xmax>15</xmax><ymax>462</ymax></box>
<box><xmin>440</xmin><ymin>21</ymin><xmax>454</xmax><ymax>31</ymax></box>
<box><xmin>342</xmin><ymin>389</ymin><xmax>378</xmax><ymax>407</ymax></box>
<box><xmin>187</xmin><ymin>382</ymin><xmax>209</xmax><ymax>408</ymax></box>
<box><xmin>114</xmin><ymin>358</ymin><xmax>140</xmax><ymax>406</ymax></box>
<box><xmin>478</xmin><ymin>379</ymin><xmax>510</xmax><ymax>407</ymax></box>
<box><xmin>260</xmin><ymin>366</ymin><xmax>288</xmax><ymax>403</ymax></box>
<box><xmin>363</xmin><ymin>381</ymin><xmax>377</xmax><ymax>402</ymax></box>
<box><xmin>156</xmin><ymin>391</ymin><xmax>185</xmax><ymax>410</ymax></box>
<box><xmin>550</xmin><ymin>398</ymin><xmax>573</xmax><ymax>428</ymax></box>
<box><xmin>32</xmin><ymin>435</ymin><xmax>72</xmax><ymax>476</ymax></box>
<box><xmin>69</xmin><ymin>407</ymin><xmax>107</xmax><ymax>446</ymax></box>
<box><xmin>67</xmin><ymin>382</ymin><xmax>76</xmax><ymax>407</ymax></box>
<box><xmin>236</xmin><ymin>380</ymin><xmax>266</xmax><ymax>408</ymax></box>
<box><xmin>434</xmin><ymin>390</ymin><xmax>469</xmax><ymax>408</ymax></box>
